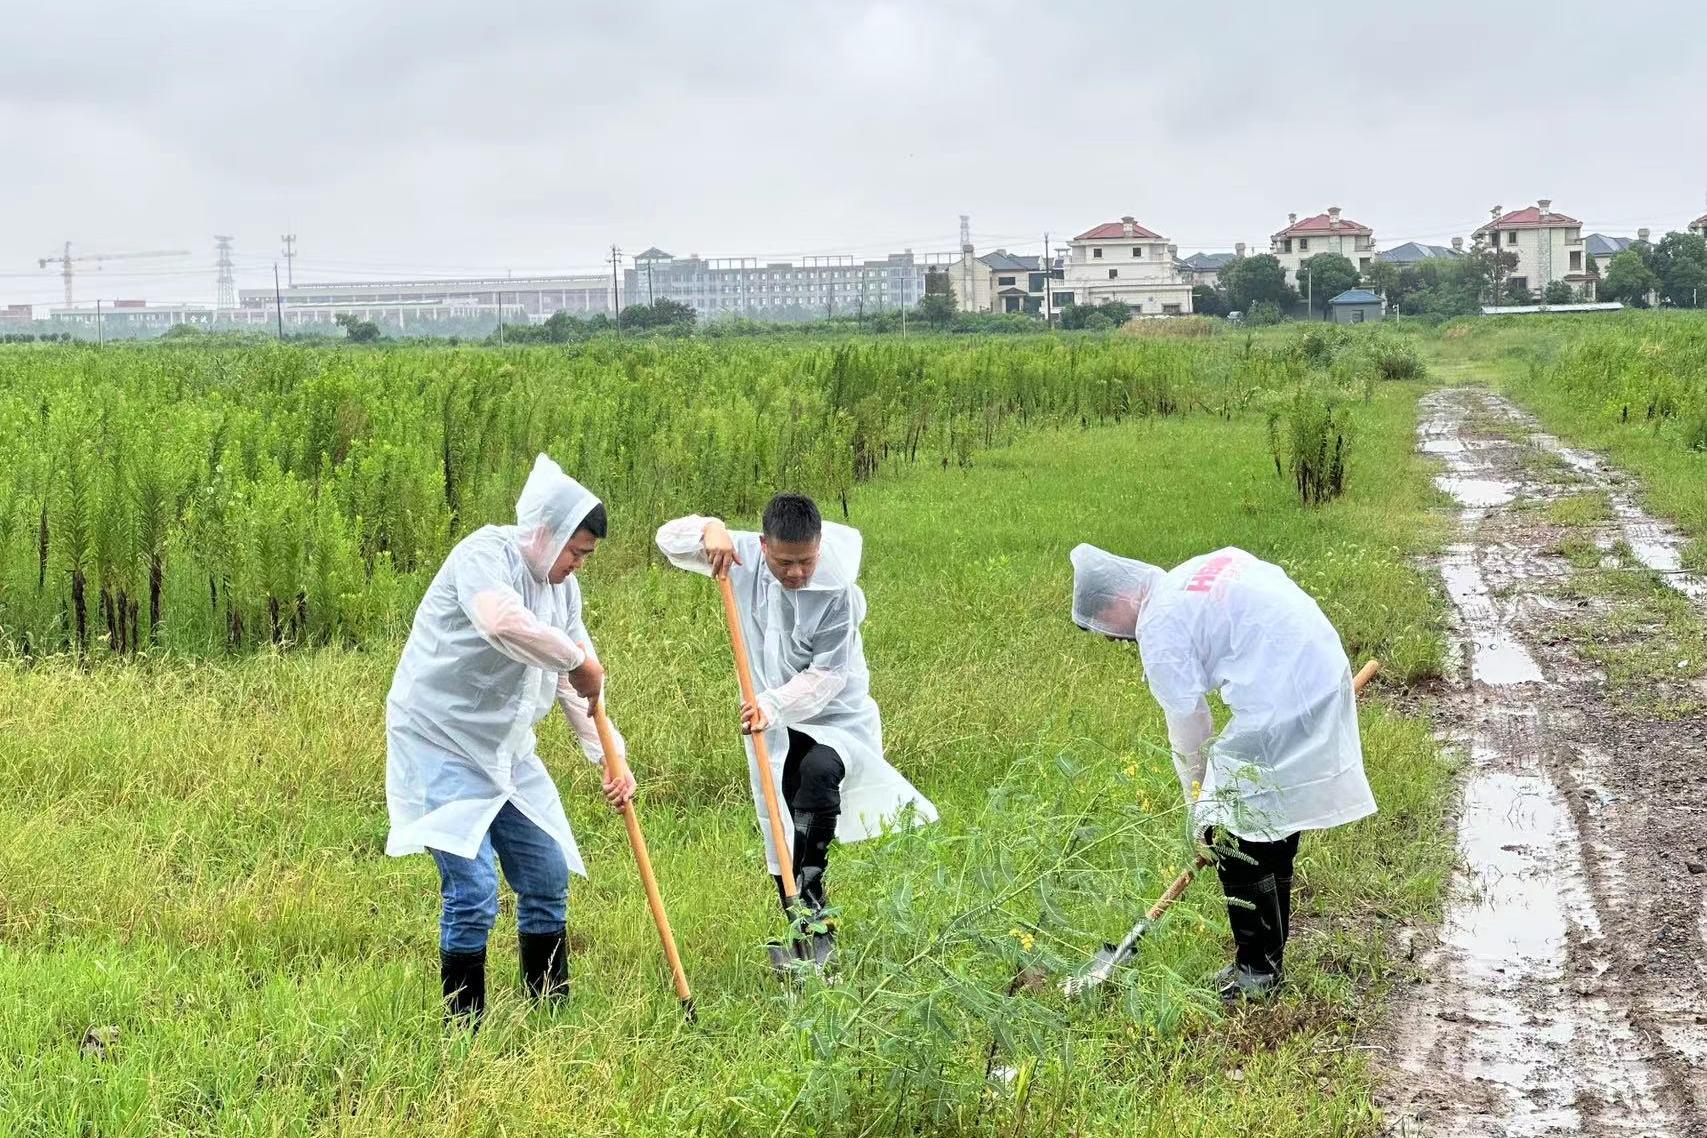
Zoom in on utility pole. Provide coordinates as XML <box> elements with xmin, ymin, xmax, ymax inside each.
<box><xmin>645</xmin><ymin>260</ymin><xmax>655</xmax><ymax>305</ymax></box>
<box><xmin>280</xmin><ymin>234</ymin><xmax>297</xmax><ymax>287</ymax></box>
<box><xmin>96</xmin><ymin>298</ymin><xmax>103</xmax><ymax>347</ymax></box>
<box><xmin>498</xmin><ymin>291</ymin><xmax>506</xmax><ymax>347</ymax></box>
<box><xmin>609</xmin><ymin>245</ymin><xmax>623</xmax><ymax>334</ymax></box>
<box><xmin>273</xmin><ymin>263</ymin><xmax>284</xmax><ymax>340</ymax></box>
<box><xmin>1043</xmin><ymin>232</ymin><xmax>1053</xmax><ymax>326</ymax></box>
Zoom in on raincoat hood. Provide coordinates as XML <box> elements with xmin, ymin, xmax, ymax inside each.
<box><xmin>1070</xmin><ymin>543</ymin><xmax>1165</xmax><ymax>640</ymax></box>
<box><xmin>515</xmin><ymin>454</ymin><xmax>600</xmax><ymax>581</ymax></box>
<box><xmin>785</xmin><ymin>521</ymin><xmax>862</xmax><ymax>593</ymax></box>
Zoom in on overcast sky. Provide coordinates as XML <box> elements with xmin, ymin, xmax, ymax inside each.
<box><xmin>4</xmin><ymin>0</ymin><xmax>1704</xmax><ymax>306</ymax></box>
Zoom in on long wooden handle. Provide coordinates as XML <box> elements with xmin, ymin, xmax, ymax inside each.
<box><xmin>592</xmin><ymin>696</ymin><xmax>694</xmax><ymax>1015</ymax></box>
<box><xmin>716</xmin><ymin>574</ymin><xmax>798</xmax><ymax>904</ymax></box>
<box><xmin>1148</xmin><ymin>658</ymin><xmax>1382</xmax><ymax>923</ymax></box>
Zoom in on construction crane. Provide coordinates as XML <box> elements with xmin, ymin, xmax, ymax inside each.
<box><xmin>36</xmin><ymin>242</ymin><xmax>191</xmax><ymax>308</ymax></box>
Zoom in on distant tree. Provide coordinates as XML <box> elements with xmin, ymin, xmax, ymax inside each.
<box><xmin>1297</xmin><ymin>252</ymin><xmax>1360</xmax><ymax>316</ymax></box>
<box><xmin>1221</xmin><ymin>254</ymin><xmax>1296</xmax><ymax>313</ymax></box>
<box><xmin>1245</xmin><ymin>299</ymin><xmax>1285</xmax><ymax>325</ymax></box>
<box><xmin>334</xmin><ymin>312</ymin><xmax>381</xmax><ymax>342</ymax></box>
<box><xmin>1191</xmin><ymin>284</ymin><xmax>1226</xmax><ymax>316</ymax></box>
<box><xmin>916</xmin><ymin>291</ymin><xmax>958</xmax><ymax>328</ymax></box>
<box><xmin>1503</xmin><ymin>281</ymin><xmax>1534</xmax><ymax>305</ymax></box>
<box><xmin>161</xmin><ymin>323</ymin><xmax>205</xmax><ymax>340</ymax></box>
<box><xmin>1542</xmin><ymin>280</ymin><xmax>1576</xmax><ymax>305</ymax></box>
<box><xmin>1647</xmin><ymin>231</ymin><xmax>1707</xmax><ymax>308</ymax></box>
<box><xmin>1600</xmin><ymin>249</ymin><xmax>1659</xmax><ymax>308</ymax></box>
<box><xmin>1362</xmin><ymin>260</ymin><xmax>1400</xmax><ymax>305</ymax></box>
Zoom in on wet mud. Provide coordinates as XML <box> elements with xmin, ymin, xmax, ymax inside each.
<box><xmin>1379</xmin><ymin>388</ymin><xmax>1707</xmax><ymax>1137</ymax></box>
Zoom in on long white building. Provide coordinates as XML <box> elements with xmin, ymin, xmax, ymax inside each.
<box><xmin>624</xmin><ymin>249</ymin><xmax>949</xmax><ymax>320</ymax></box>
<box><xmin>235</xmin><ymin>273</ymin><xmax>616</xmax><ymax>328</ymax></box>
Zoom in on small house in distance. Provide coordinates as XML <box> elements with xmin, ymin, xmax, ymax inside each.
<box><xmin>1327</xmin><ymin>288</ymin><xmax>1383</xmax><ymax>324</ymax></box>
<box><xmin>1177</xmin><ymin>247</ymin><xmax>1243</xmax><ymax>287</ymax></box>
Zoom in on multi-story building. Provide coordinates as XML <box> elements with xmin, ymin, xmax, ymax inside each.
<box><xmin>947</xmin><ymin>249</ymin><xmax>1061</xmax><ymax>315</ymax></box>
<box><xmin>1377</xmin><ymin>239</ymin><xmax>1463</xmax><ymax>266</ymax></box>
<box><xmin>0</xmin><ymin>304</ymin><xmax>33</xmax><ymax>329</ymax></box>
<box><xmin>1690</xmin><ymin>213</ymin><xmax>1707</xmax><ymax>240</ymax></box>
<box><xmin>626</xmin><ymin>249</ymin><xmax>939</xmax><ymax>321</ymax></box>
<box><xmin>234</xmin><ymin>273</ymin><xmax>615</xmax><ymax>329</ymax></box>
<box><xmin>1053</xmin><ymin>217</ymin><xmax>1194</xmax><ymax>316</ymax></box>
<box><xmin>1270</xmin><ymin>208</ymin><xmax>1377</xmax><ymax>287</ymax></box>
<box><xmin>1471</xmin><ymin>201</ymin><xmax>1586</xmax><ymax>296</ymax></box>
<box><xmin>1177</xmin><ymin>246</ymin><xmax>1244</xmax><ymax>287</ymax></box>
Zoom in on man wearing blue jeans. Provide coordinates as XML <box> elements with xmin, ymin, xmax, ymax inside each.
<box><xmin>386</xmin><ymin>456</ymin><xmax>635</xmax><ymax>1027</ymax></box>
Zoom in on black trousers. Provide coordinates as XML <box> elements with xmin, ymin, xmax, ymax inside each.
<box><xmin>1209</xmin><ymin>829</ymin><xmax>1301</xmax><ymax>976</ymax></box>
<box><xmin>774</xmin><ymin>729</ymin><xmax>845</xmax><ymax>917</ymax></box>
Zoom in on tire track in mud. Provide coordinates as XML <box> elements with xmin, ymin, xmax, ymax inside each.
<box><xmin>1379</xmin><ymin>387</ymin><xmax>1707</xmax><ymax>1138</ymax></box>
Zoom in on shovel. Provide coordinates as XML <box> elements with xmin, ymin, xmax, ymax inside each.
<box><xmin>591</xmin><ymin>694</ymin><xmax>696</xmax><ymax>1022</ymax></box>
<box><xmin>715</xmin><ymin>574</ymin><xmax>809</xmax><ymax>967</ymax></box>
<box><xmin>1063</xmin><ymin>658</ymin><xmax>1381</xmax><ymax>997</ymax></box>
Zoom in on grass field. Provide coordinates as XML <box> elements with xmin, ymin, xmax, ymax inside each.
<box><xmin>0</xmin><ymin>369</ymin><xmax>1453</xmax><ymax>1136</ymax></box>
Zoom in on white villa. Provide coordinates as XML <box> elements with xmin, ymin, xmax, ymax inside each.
<box><xmin>1053</xmin><ymin>217</ymin><xmax>1193</xmax><ymax>316</ymax></box>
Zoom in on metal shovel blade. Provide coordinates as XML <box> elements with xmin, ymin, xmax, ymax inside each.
<box><xmin>1062</xmin><ymin>920</ymin><xmax>1152</xmax><ymax>997</ymax></box>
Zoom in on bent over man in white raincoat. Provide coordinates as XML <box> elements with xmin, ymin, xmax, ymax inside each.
<box><xmin>657</xmin><ymin>493</ymin><xmax>936</xmax><ymax>965</ymax></box>
<box><xmin>387</xmin><ymin>454</ymin><xmax>635</xmax><ymax>1026</ymax></box>
<box><xmin>1070</xmin><ymin>544</ymin><xmax>1376</xmax><ymax>1004</ymax></box>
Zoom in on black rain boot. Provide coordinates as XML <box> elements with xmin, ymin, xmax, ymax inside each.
<box><xmin>1221</xmin><ymin>872</ymin><xmax>1285</xmax><ymax>1003</ymax></box>
<box><xmin>441</xmin><ymin>947</ymin><xmax>487</xmax><ymax>1029</ymax></box>
<box><xmin>791</xmin><ymin>810</ymin><xmax>839</xmax><ymax>970</ymax></box>
<box><xmin>519</xmin><ymin>928</ymin><xmax>569</xmax><ymax>1002</ymax></box>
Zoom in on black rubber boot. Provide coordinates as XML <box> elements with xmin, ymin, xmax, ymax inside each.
<box><xmin>1275</xmin><ymin>869</ymin><xmax>1295</xmax><ymax>966</ymax></box>
<box><xmin>441</xmin><ymin>947</ymin><xmax>486</xmax><ymax>1029</ymax></box>
<box><xmin>519</xmin><ymin>928</ymin><xmax>569</xmax><ymax>1001</ymax></box>
<box><xmin>1215</xmin><ymin>963</ymin><xmax>1282</xmax><ymax>1006</ymax></box>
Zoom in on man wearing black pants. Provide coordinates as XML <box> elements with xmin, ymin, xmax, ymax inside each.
<box><xmin>657</xmin><ymin>494</ymin><xmax>937</xmax><ymax>971</ymax></box>
<box><xmin>1070</xmin><ymin>543</ymin><xmax>1376</xmax><ymax>1005</ymax></box>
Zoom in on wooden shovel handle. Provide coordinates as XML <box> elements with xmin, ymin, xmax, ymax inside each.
<box><xmin>716</xmin><ymin>574</ymin><xmax>798</xmax><ymax>903</ymax></box>
<box><xmin>592</xmin><ymin>695</ymin><xmax>693</xmax><ymax>1010</ymax></box>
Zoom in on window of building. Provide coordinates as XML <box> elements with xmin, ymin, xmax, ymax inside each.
<box><xmin>1003</xmin><ymin>296</ymin><xmax>1022</xmax><ymax>313</ymax></box>
<box><xmin>997</xmin><ymin>276</ymin><xmax>1015</xmax><ymax>286</ymax></box>
<box><xmin>1162</xmin><ymin>303</ymin><xmax>1182</xmax><ymax>316</ymax></box>
<box><xmin>1299</xmin><ymin>238</ymin><xmax>1310</xmax><ymax>252</ymax></box>
<box><xmin>1360</xmin><ymin>258</ymin><xmax>1371</xmax><ymax>271</ymax></box>
<box><xmin>1107</xmin><ymin>268</ymin><xmax>1118</xmax><ymax>279</ymax></box>
<box><xmin>1569</xmin><ymin>251</ymin><xmax>1582</xmax><ymax>271</ymax></box>
<box><xmin>1028</xmin><ymin>272</ymin><xmax>1046</xmax><ymax>292</ymax></box>
<box><xmin>1507</xmin><ymin>231</ymin><xmax>1518</xmax><ymax>246</ymax></box>
<box><xmin>1132</xmin><ymin>247</ymin><xmax>1143</xmax><ymax>257</ymax></box>
<box><xmin>1282</xmin><ymin>239</ymin><xmax>1292</xmax><ymax>254</ymax></box>
<box><xmin>1093</xmin><ymin>248</ymin><xmax>1103</xmax><ymax>259</ymax></box>
<box><xmin>1055</xmin><ymin>291</ymin><xmax>1074</xmax><ymax>307</ymax></box>
<box><xmin>1351</xmin><ymin>309</ymin><xmax>1365</xmax><ymax>324</ymax></box>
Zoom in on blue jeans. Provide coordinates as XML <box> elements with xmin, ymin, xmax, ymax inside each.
<box><xmin>430</xmin><ymin>802</ymin><xmax>569</xmax><ymax>953</ymax></box>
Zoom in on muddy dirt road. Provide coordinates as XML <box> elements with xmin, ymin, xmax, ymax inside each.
<box><xmin>1380</xmin><ymin>387</ymin><xmax>1707</xmax><ymax>1137</ymax></box>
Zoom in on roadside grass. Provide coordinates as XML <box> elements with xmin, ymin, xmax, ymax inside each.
<box><xmin>0</xmin><ymin>386</ymin><xmax>1451</xmax><ymax>1135</ymax></box>
<box><xmin>1540</xmin><ymin>540</ymin><xmax>1707</xmax><ymax>720</ymax></box>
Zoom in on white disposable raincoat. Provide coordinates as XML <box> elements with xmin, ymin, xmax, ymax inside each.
<box><xmin>385</xmin><ymin>455</ymin><xmax>625</xmax><ymax>876</ymax></box>
<box><xmin>657</xmin><ymin>516</ymin><xmax>937</xmax><ymax>872</ymax></box>
<box><xmin>1072</xmin><ymin>543</ymin><xmax>1375</xmax><ymax>842</ymax></box>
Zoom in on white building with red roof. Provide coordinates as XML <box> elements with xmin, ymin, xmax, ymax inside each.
<box><xmin>1690</xmin><ymin>213</ymin><xmax>1707</xmax><ymax>240</ymax></box>
<box><xmin>1471</xmin><ymin>200</ymin><xmax>1588</xmax><ymax>297</ymax></box>
<box><xmin>1054</xmin><ymin>216</ymin><xmax>1193</xmax><ymax>317</ymax></box>
<box><xmin>1269</xmin><ymin>207</ymin><xmax>1377</xmax><ymax>289</ymax></box>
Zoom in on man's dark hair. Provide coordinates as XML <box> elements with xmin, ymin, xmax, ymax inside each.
<box><xmin>762</xmin><ymin>493</ymin><xmax>821</xmax><ymax>543</ymax></box>
<box><xmin>575</xmin><ymin>502</ymin><xmax>608</xmax><ymax>539</ymax></box>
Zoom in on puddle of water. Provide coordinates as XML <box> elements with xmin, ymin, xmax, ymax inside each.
<box><xmin>1421</xmin><ymin>438</ymin><xmax>1468</xmax><ymax>455</ymax></box>
<box><xmin>1436</xmin><ymin>475</ymin><xmax>1517</xmax><ymax>508</ymax></box>
<box><xmin>1439</xmin><ymin>550</ymin><xmax>1546</xmax><ymax>685</ymax></box>
<box><xmin>1612</xmin><ymin>502</ymin><xmax>1707</xmax><ymax>603</ymax></box>
<box><xmin>1448</xmin><ymin>770</ymin><xmax>1588</xmax><ymax>970</ymax></box>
